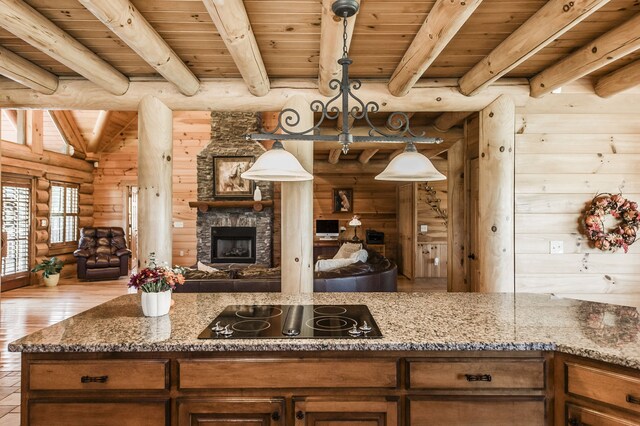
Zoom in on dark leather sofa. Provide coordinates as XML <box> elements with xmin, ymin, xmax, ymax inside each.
<box><xmin>176</xmin><ymin>249</ymin><xmax>397</xmax><ymax>293</ymax></box>
<box><xmin>74</xmin><ymin>227</ymin><xmax>131</xmax><ymax>280</ymax></box>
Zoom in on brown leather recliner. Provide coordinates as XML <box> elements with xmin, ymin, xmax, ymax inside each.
<box><xmin>74</xmin><ymin>227</ymin><xmax>131</xmax><ymax>280</ymax></box>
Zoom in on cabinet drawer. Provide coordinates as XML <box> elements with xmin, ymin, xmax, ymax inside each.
<box><xmin>29</xmin><ymin>401</ymin><xmax>168</xmax><ymax>426</ymax></box>
<box><xmin>29</xmin><ymin>360</ymin><xmax>169</xmax><ymax>391</ymax></box>
<box><xmin>408</xmin><ymin>358</ymin><xmax>545</xmax><ymax>389</ymax></box>
<box><xmin>409</xmin><ymin>397</ymin><xmax>545</xmax><ymax>426</ymax></box>
<box><xmin>567</xmin><ymin>363</ymin><xmax>640</xmax><ymax>414</ymax></box>
<box><xmin>567</xmin><ymin>404</ymin><xmax>639</xmax><ymax>426</ymax></box>
<box><xmin>178</xmin><ymin>359</ymin><xmax>397</xmax><ymax>389</ymax></box>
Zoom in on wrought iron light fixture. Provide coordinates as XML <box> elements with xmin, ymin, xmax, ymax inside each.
<box><xmin>243</xmin><ymin>0</ymin><xmax>444</xmax><ymax>182</ymax></box>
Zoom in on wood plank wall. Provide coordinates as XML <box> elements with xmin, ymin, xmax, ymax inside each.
<box><xmin>515</xmin><ymin>96</ymin><xmax>640</xmax><ymax>307</ymax></box>
<box><xmin>93</xmin><ymin>111</ymin><xmax>211</xmax><ymax>267</ymax></box>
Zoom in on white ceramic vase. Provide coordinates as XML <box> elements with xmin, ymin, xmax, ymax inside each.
<box><xmin>43</xmin><ymin>273</ymin><xmax>60</xmax><ymax>287</ymax></box>
<box><xmin>141</xmin><ymin>290</ymin><xmax>172</xmax><ymax>317</ymax></box>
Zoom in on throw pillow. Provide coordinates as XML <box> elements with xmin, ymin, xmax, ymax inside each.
<box><xmin>315</xmin><ymin>257</ymin><xmax>357</xmax><ymax>272</ymax></box>
<box><xmin>197</xmin><ymin>261</ymin><xmax>219</xmax><ymax>273</ymax></box>
<box><xmin>350</xmin><ymin>249</ymin><xmax>368</xmax><ymax>263</ymax></box>
<box><xmin>333</xmin><ymin>242</ymin><xmax>363</xmax><ymax>259</ymax></box>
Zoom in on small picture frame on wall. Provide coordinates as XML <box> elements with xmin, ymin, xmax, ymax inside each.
<box><xmin>213</xmin><ymin>156</ymin><xmax>255</xmax><ymax>198</ymax></box>
<box><xmin>333</xmin><ymin>188</ymin><xmax>353</xmax><ymax>213</ymax></box>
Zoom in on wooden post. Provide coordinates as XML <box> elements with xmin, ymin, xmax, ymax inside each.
<box><xmin>281</xmin><ymin>96</ymin><xmax>314</xmax><ymax>294</ymax></box>
<box><xmin>447</xmin><ymin>139</ymin><xmax>466</xmax><ymax>292</ymax></box>
<box><xmin>477</xmin><ymin>95</ymin><xmax>515</xmax><ymax>292</ymax></box>
<box><xmin>137</xmin><ymin>95</ymin><xmax>173</xmax><ymax>267</ymax></box>
<box><xmin>26</xmin><ymin>110</ymin><xmax>43</xmax><ymax>155</ymax></box>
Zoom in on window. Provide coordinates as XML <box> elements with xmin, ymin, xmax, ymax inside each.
<box><xmin>1</xmin><ymin>110</ymin><xmax>19</xmax><ymax>144</ymax></box>
<box><xmin>50</xmin><ymin>183</ymin><xmax>79</xmax><ymax>245</ymax></box>
<box><xmin>2</xmin><ymin>182</ymin><xmax>30</xmax><ymax>277</ymax></box>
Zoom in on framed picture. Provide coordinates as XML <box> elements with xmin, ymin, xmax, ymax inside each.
<box><xmin>213</xmin><ymin>156</ymin><xmax>255</xmax><ymax>198</ymax></box>
<box><xmin>333</xmin><ymin>188</ymin><xmax>353</xmax><ymax>213</ymax></box>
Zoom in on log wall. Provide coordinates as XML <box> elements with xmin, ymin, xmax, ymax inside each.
<box><xmin>92</xmin><ymin>111</ymin><xmax>211</xmax><ymax>267</ymax></box>
<box><xmin>515</xmin><ymin>94</ymin><xmax>640</xmax><ymax>307</ymax></box>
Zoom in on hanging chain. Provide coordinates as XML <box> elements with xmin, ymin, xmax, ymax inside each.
<box><xmin>342</xmin><ymin>16</ymin><xmax>348</xmax><ymax>58</ymax></box>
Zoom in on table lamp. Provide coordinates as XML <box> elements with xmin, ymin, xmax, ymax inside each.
<box><xmin>349</xmin><ymin>215</ymin><xmax>362</xmax><ymax>241</ymax></box>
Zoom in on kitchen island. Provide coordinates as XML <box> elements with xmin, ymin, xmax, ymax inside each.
<box><xmin>9</xmin><ymin>292</ymin><xmax>640</xmax><ymax>425</ymax></box>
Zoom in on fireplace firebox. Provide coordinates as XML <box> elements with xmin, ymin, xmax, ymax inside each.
<box><xmin>211</xmin><ymin>227</ymin><xmax>257</xmax><ymax>264</ymax></box>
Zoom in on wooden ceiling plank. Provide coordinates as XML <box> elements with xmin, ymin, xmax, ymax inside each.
<box><xmin>77</xmin><ymin>0</ymin><xmax>200</xmax><ymax>96</ymax></box>
<box><xmin>98</xmin><ymin>112</ymin><xmax>137</xmax><ymax>153</ymax></box>
<box><xmin>201</xmin><ymin>0</ymin><xmax>270</xmax><ymax>96</ymax></box>
<box><xmin>530</xmin><ymin>13</ymin><xmax>640</xmax><ymax>98</ymax></box>
<box><xmin>87</xmin><ymin>110</ymin><xmax>112</xmax><ymax>153</ymax></box>
<box><xmin>0</xmin><ymin>0</ymin><xmax>129</xmax><ymax>95</ymax></box>
<box><xmin>0</xmin><ymin>45</ymin><xmax>58</xmax><ymax>93</ymax></box>
<box><xmin>388</xmin><ymin>0</ymin><xmax>483</xmax><ymax>97</ymax></box>
<box><xmin>358</xmin><ymin>148</ymin><xmax>379</xmax><ymax>164</ymax></box>
<box><xmin>49</xmin><ymin>110</ymin><xmax>88</xmax><ymax>156</ymax></box>
<box><xmin>594</xmin><ymin>59</ymin><xmax>640</xmax><ymax>98</ymax></box>
<box><xmin>328</xmin><ymin>148</ymin><xmax>341</xmax><ymax>164</ymax></box>
<box><xmin>318</xmin><ymin>0</ymin><xmax>360</xmax><ymax>96</ymax></box>
<box><xmin>433</xmin><ymin>111</ymin><xmax>473</xmax><ymax>132</ymax></box>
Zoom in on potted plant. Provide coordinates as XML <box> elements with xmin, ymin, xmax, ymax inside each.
<box><xmin>128</xmin><ymin>253</ymin><xmax>185</xmax><ymax>317</ymax></box>
<box><xmin>31</xmin><ymin>257</ymin><xmax>64</xmax><ymax>287</ymax></box>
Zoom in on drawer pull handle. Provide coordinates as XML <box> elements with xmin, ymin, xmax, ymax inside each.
<box><xmin>568</xmin><ymin>418</ymin><xmax>586</xmax><ymax>426</ymax></box>
<box><xmin>271</xmin><ymin>411</ymin><xmax>280</xmax><ymax>421</ymax></box>
<box><xmin>296</xmin><ymin>411</ymin><xmax>305</xmax><ymax>420</ymax></box>
<box><xmin>464</xmin><ymin>374</ymin><xmax>492</xmax><ymax>382</ymax></box>
<box><xmin>627</xmin><ymin>394</ymin><xmax>640</xmax><ymax>405</ymax></box>
<box><xmin>80</xmin><ymin>375</ymin><xmax>108</xmax><ymax>383</ymax></box>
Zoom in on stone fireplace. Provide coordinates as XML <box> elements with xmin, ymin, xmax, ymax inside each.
<box><xmin>196</xmin><ymin>112</ymin><xmax>274</xmax><ymax>266</ymax></box>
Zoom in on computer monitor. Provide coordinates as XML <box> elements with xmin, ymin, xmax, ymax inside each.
<box><xmin>315</xmin><ymin>219</ymin><xmax>340</xmax><ymax>239</ymax></box>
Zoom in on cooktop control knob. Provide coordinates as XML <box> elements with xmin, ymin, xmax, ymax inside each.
<box><xmin>359</xmin><ymin>321</ymin><xmax>372</xmax><ymax>332</ymax></box>
<box><xmin>219</xmin><ymin>324</ymin><xmax>233</xmax><ymax>336</ymax></box>
<box><xmin>348</xmin><ymin>325</ymin><xmax>362</xmax><ymax>336</ymax></box>
<box><xmin>211</xmin><ymin>321</ymin><xmax>224</xmax><ymax>332</ymax></box>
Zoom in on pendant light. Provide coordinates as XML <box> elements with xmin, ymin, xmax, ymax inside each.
<box><xmin>241</xmin><ymin>141</ymin><xmax>313</xmax><ymax>182</ymax></box>
<box><xmin>375</xmin><ymin>143</ymin><xmax>446</xmax><ymax>182</ymax></box>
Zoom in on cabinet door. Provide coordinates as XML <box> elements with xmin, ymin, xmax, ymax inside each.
<box><xmin>29</xmin><ymin>400</ymin><xmax>169</xmax><ymax>426</ymax></box>
<box><xmin>293</xmin><ymin>397</ymin><xmax>398</xmax><ymax>426</ymax></box>
<box><xmin>177</xmin><ymin>398</ymin><xmax>284</xmax><ymax>426</ymax></box>
<box><xmin>567</xmin><ymin>404</ymin><xmax>639</xmax><ymax>426</ymax></box>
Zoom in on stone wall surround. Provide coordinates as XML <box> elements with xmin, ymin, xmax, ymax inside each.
<box><xmin>196</xmin><ymin>112</ymin><xmax>274</xmax><ymax>266</ymax></box>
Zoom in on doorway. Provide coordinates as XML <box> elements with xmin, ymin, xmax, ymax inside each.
<box><xmin>1</xmin><ymin>176</ymin><xmax>32</xmax><ymax>291</ymax></box>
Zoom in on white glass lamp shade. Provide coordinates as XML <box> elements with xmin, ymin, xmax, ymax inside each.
<box><xmin>375</xmin><ymin>143</ymin><xmax>446</xmax><ymax>182</ymax></box>
<box><xmin>348</xmin><ymin>217</ymin><xmax>362</xmax><ymax>227</ymax></box>
<box><xmin>241</xmin><ymin>141</ymin><xmax>313</xmax><ymax>182</ymax></box>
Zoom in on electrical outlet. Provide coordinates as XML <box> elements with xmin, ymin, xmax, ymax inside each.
<box><xmin>173</xmin><ymin>221</ymin><xmax>184</xmax><ymax>228</ymax></box>
<box><xmin>420</xmin><ymin>225</ymin><xmax>428</xmax><ymax>233</ymax></box>
<box><xmin>550</xmin><ymin>241</ymin><xmax>564</xmax><ymax>254</ymax></box>
<box><xmin>179</xmin><ymin>250</ymin><xmax>184</xmax><ymax>256</ymax></box>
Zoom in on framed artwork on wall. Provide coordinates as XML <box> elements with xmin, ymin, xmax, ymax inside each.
<box><xmin>333</xmin><ymin>188</ymin><xmax>353</xmax><ymax>213</ymax></box>
<box><xmin>213</xmin><ymin>156</ymin><xmax>255</xmax><ymax>198</ymax></box>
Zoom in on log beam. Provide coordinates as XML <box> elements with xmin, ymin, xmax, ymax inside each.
<box><xmin>318</xmin><ymin>0</ymin><xmax>359</xmax><ymax>96</ymax></box>
<box><xmin>433</xmin><ymin>111</ymin><xmax>473</xmax><ymax>132</ymax></box>
<box><xmin>388</xmin><ymin>0</ymin><xmax>483</xmax><ymax>97</ymax></box>
<box><xmin>0</xmin><ymin>78</ymin><xmax>531</xmax><ymax>111</ymax></box>
<box><xmin>459</xmin><ymin>0</ymin><xmax>610</xmax><ymax>96</ymax></box>
<box><xmin>328</xmin><ymin>149</ymin><xmax>341</xmax><ymax>164</ymax></box>
<box><xmin>25</xmin><ymin>110</ymin><xmax>43</xmax><ymax>154</ymax></box>
<box><xmin>335</xmin><ymin>111</ymin><xmax>355</xmax><ymax>131</ymax></box>
<box><xmin>530</xmin><ymin>13</ymin><xmax>640</xmax><ymax>98</ymax></box>
<box><xmin>201</xmin><ymin>0</ymin><xmax>269</xmax><ymax>96</ymax></box>
<box><xmin>0</xmin><ymin>45</ymin><xmax>58</xmax><ymax>94</ymax></box>
<box><xmin>594</xmin><ymin>59</ymin><xmax>640</xmax><ymax>98</ymax></box>
<box><xmin>358</xmin><ymin>148</ymin><xmax>379</xmax><ymax>164</ymax></box>
<box><xmin>0</xmin><ymin>0</ymin><xmax>129</xmax><ymax>95</ymax></box>
<box><xmin>87</xmin><ymin>110</ymin><xmax>112</xmax><ymax>153</ymax></box>
<box><xmin>78</xmin><ymin>0</ymin><xmax>200</xmax><ymax>96</ymax></box>
<box><xmin>138</xmin><ymin>95</ymin><xmax>172</xmax><ymax>267</ymax></box>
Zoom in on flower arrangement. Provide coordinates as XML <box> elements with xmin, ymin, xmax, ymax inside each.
<box><xmin>128</xmin><ymin>252</ymin><xmax>186</xmax><ymax>293</ymax></box>
<box><xmin>583</xmin><ymin>193</ymin><xmax>639</xmax><ymax>253</ymax></box>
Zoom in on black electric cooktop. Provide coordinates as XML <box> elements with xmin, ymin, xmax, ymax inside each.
<box><xmin>198</xmin><ymin>304</ymin><xmax>383</xmax><ymax>339</ymax></box>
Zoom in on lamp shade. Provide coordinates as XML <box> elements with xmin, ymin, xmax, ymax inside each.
<box><xmin>375</xmin><ymin>143</ymin><xmax>446</xmax><ymax>182</ymax></box>
<box><xmin>241</xmin><ymin>141</ymin><xmax>313</xmax><ymax>182</ymax></box>
<box><xmin>348</xmin><ymin>217</ymin><xmax>361</xmax><ymax>227</ymax></box>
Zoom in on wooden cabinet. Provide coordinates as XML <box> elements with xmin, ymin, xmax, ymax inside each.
<box><xmin>29</xmin><ymin>400</ymin><xmax>169</xmax><ymax>426</ymax></box>
<box><xmin>177</xmin><ymin>398</ymin><xmax>284</xmax><ymax>426</ymax></box>
<box><xmin>293</xmin><ymin>397</ymin><xmax>398</xmax><ymax>426</ymax></box>
<box><xmin>555</xmin><ymin>354</ymin><xmax>640</xmax><ymax>426</ymax></box>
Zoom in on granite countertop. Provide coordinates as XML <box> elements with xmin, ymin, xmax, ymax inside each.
<box><xmin>8</xmin><ymin>293</ymin><xmax>640</xmax><ymax>369</ymax></box>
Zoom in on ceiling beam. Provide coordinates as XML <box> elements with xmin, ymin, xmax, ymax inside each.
<box><xmin>459</xmin><ymin>0</ymin><xmax>610</xmax><ymax>96</ymax></box>
<box><xmin>78</xmin><ymin>0</ymin><xmax>200</xmax><ymax>96</ymax></box>
<box><xmin>0</xmin><ymin>45</ymin><xmax>58</xmax><ymax>94</ymax></box>
<box><xmin>530</xmin><ymin>13</ymin><xmax>640</xmax><ymax>98</ymax></box>
<box><xmin>358</xmin><ymin>148</ymin><xmax>379</xmax><ymax>164</ymax></box>
<box><xmin>433</xmin><ymin>111</ymin><xmax>473</xmax><ymax>132</ymax></box>
<box><xmin>0</xmin><ymin>78</ymin><xmax>530</xmax><ymax>111</ymax></box>
<box><xmin>318</xmin><ymin>0</ymin><xmax>359</xmax><ymax>96</ymax></box>
<box><xmin>49</xmin><ymin>110</ymin><xmax>88</xmax><ymax>157</ymax></box>
<box><xmin>328</xmin><ymin>149</ymin><xmax>341</xmax><ymax>164</ymax></box>
<box><xmin>87</xmin><ymin>110</ymin><xmax>112</xmax><ymax>153</ymax></box>
<box><xmin>98</xmin><ymin>112</ymin><xmax>138</xmax><ymax>153</ymax></box>
<box><xmin>201</xmin><ymin>0</ymin><xmax>269</xmax><ymax>96</ymax></box>
<box><xmin>388</xmin><ymin>0</ymin><xmax>483</xmax><ymax>97</ymax></box>
<box><xmin>0</xmin><ymin>0</ymin><xmax>129</xmax><ymax>95</ymax></box>
<box><xmin>594</xmin><ymin>60</ymin><xmax>640</xmax><ymax>98</ymax></box>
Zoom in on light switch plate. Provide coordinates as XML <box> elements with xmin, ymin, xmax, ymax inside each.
<box><xmin>420</xmin><ymin>225</ymin><xmax>428</xmax><ymax>233</ymax></box>
<box><xmin>174</xmin><ymin>221</ymin><xmax>184</xmax><ymax>228</ymax></box>
<box><xmin>550</xmin><ymin>241</ymin><xmax>563</xmax><ymax>254</ymax></box>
